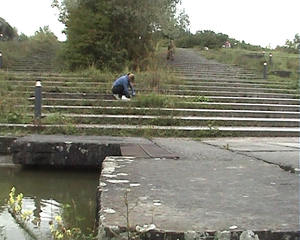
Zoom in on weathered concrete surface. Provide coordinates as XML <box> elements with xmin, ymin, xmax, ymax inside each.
<box><xmin>9</xmin><ymin>135</ymin><xmax>151</xmax><ymax>167</ymax></box>
<box><xmin>98</xmin><ymin>137</ymin><xmax>299</xmax><ymax>239</ymax></box>
<box><xmin>201</xmin><ymin>137</ymin><xmax>299</xmax><ymax>172</ymax></box>
<box><xmin>0</xmin><ymin>136</ymin><xmax>17</xmax><ymax>154</ymax></box>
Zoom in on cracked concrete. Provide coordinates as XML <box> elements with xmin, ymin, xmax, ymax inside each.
<box><xmin>99</xmin><ymin>137</ymin><xmax>299</xmax><ymax>239</ymax></box>
<box><xmin>200</xmin><ymin>137</ymin><xmax>299</xmax><ymax>172</ymax></box>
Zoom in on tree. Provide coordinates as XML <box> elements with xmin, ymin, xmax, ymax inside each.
<box><xmin>52</xmin><ymin>0</ymin><xmax>184</xmax><ymax>71</ymax></box>
<box><xmin>281</xmin><ymin>33</ymin><xmax>300</xmax><ymax>53</ymax></box>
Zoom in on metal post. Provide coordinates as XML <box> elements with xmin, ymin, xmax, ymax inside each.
<box><xmin>263</xmin><ymin>61</ymin><xmax>267</xmax><ymax>79</ymax></box>
<box><xmin>269</xmin><ymin>53</ymin><xmax>273</xmax><ymax>65</ymax></box>
<box><xmin>298</xmin><ymin>44</ymin><xmax>300</xmax><ymax>96</ymax></box>
<box><xmin>0</xmin><ymin>34</ymin><xmax>3</xmax><ymax>70</ymax></box>
<box><xmin>262</xmin><ymin>50</ymin><xmax>265</xmax><ymax>57</ymax></box>
<box><xmin>35</xmin><ymin>80</ymin><xmax>42</xmax><ymax>119</ymax></box>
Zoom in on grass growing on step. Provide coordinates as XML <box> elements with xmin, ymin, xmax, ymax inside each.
<box><xmin>42</xmin><ymin>113</ymin><xmax>71</xmax><ymax>124</ymax></box>
<box><xmin>0</xmin><ymin>125</ymin><xmax>228</xmax><ymax>138</ymax></box>
<box><xmin>1</xmin><ymin>35</ymin><xmax>60</xmax><ymax>70</ymax></box>
<box><xmin>133</xmin><ymin>93</ymin><xmax>176</xmax><ymax>108</ymax></box>
<box><xmin>201</xmin><ymin>48</ymin><xmax>299</xmax><ymax>88</ymax></box>
<box><xmin>0</xmin><ymin>72</ymin><xmax>32</xmax><ymax>124</ymax></box>
<box><xmin>3</xmin><ymin>45</ymin><xmax>298</xmax><ymax>138</ymax></box>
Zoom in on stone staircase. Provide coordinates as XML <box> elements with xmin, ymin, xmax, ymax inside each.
<box><xmin>6</xmin><ymin>44</ymin><xmax>59</xmax><ymax>72</ymax></box>
<box><xmin>1</xmin><ymin>48</ymin><xmax>299</xmax><ymax>137</ymax></box>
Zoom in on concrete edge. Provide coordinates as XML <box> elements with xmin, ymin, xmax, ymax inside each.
<box><xmin>0</xmin><ymin>136</ymin><xmax>17</xmax><ymax>154</ymax></box>
<box><xmin>97</xmin><ymin>227</ymin><xmax>300</xmax><ymax>240</ymax></box>
<box><xmin>96</xmin><ymin>156</ymin><xmax>300</xmax><ymax>240</ymax></box>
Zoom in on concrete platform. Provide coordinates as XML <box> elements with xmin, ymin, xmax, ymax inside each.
<box><xmin>7</xmin><ymin>135</ymin><xmax>178</xmax><ymax>167</ymax></box>
<box><xmin>1</xmin><ymin>135</ymin><xmax>299</xmax><ymax>239</ymax></box>
<box><xmin>98</xmin><ymin>137</ymin><xmax>299</xmax><ymax>239</ymax></box>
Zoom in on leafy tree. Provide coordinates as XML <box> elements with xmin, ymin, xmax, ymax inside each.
<box><xmin>63</xmin><ymin>1</ymin><xmax>114</xmax><ymax>70</ymax></box>
<box><xmin>52</xmin><ymin>0</ymin><xmax>184</xmax><ymax>71</ymax></box>
<box><xmin>175</xmin><ymin>9</ymin><xmax>191</xmax><ymax>37</ymax></box>
<box><xmin>285</xmin><ymin>33</ymin><xmax>300</xmax><ymax>49</ymax></box>
<box><xmin>276</xmin><ymin>33</ymin><xmax>300</xmax><ymax>53</ymax></box>
<box><xmin>175</xmin><ymin>30</ymin><xmax>230</xmax><ymax>49</ymax></box>
<box><xmin>32</xmin><ymin>26</ymin><xmax>58</xmax><ymax>43</ymax></box>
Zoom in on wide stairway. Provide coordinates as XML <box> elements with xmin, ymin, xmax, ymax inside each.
<box><xmin>1</xmin><ymin>48</ymin><xmax>299</xmax><ymax>137</ymax></box>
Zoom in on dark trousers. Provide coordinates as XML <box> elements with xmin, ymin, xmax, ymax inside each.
<box><xmin>112</xmin><ymin>85</ymin><xmax>127</xmax><ymax>98</ymax></box>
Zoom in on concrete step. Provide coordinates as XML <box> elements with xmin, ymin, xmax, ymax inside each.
<box><xmin>39</xmin><ymin>113</ymin><xmax>299</xmax><ymax>127</ymax></box>
<box><xmin>28</xmin><ymin>92</ymin><xmax>112</xmax><ymax>99</ymax></box>
<box><xmin>34</xmin><ymin>105</ymin><xmax>300</xmax><ymax>118</ymax></box>
<box><xmin>7</xmin><ymin>70</ymin><xmax>295</xmax><ymax>95</ymax></box>
<box><xmin>183</xmin><ymin>86</ymin><xmax>297</xmax><ymax>94</ymax></box>
<box><xmin>34</xmin><ymin>94</ymin><xmax>299</xmax><ymax>106</ymax></box>
<box><xmin>187</xmin><ymin>102</ymin><xmax>300</xmax><ymax>112</ymax></box>
<box><xmin>1</xmin><ymin>123</ymin><xmax>299</xmax><ymax>137</ymax></box>
<box><xmin>175</xmin><ymin>95</ymin><xmax>300</xmax><ymax>105</ymax></box>
<box><xmin>26</xmin><ymin>98</ymin><xmax>299</xmax><ymax>111</ymax></box>
<box><xmin>172</xmin><ymin>68</ymin><xmax>256</xmax><ymax>75</ymax></box>
<box><xmin>11</xmin><ymin>86</ymin><xmax>299</xmax><ymax>102</ymax></box>
<box><xmin>167</xmin><ymin>90</ymin><xmax>297</xmax><ymax>99</ymax></box>
<box><xmin>23</xmin><ymin>89</ymin><xmax>298</xmax><ymax>100</ymax></box>
<box><xmin>182</xmin><ymin>79</ymin><xmax>294</xmax><ymax>88</ymax></box>
<box><xmin>108</xmin><ymin>101</ymin><xmax>300</xmax><ymax>112</ymax></box>
<box><xmin>7</xmin><ymin>76</ymin><xmax>290</xmax><ymax>85</ymax></box>
<box><xmin>8</xmin><ymin>79</ymin><xmax>295</xmax><ymax>91</ymax></box>
<box><xmin>3</xmin><ymin>48</ymin><xmax>299</xmax><ymax>137</ymax></box>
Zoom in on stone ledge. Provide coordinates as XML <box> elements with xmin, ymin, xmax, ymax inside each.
<box><xmin>0</xmin><ymin>136</ymin><xmax>17</xmax><ymax>154</ymax></box>
<box><xmin>98</xmin><ymin>228</ymin><xmax>300</xmax><ymax>240</ymax></box>
<box><xmin>9</xmin><ymin>135</ymin><xmax>125</xmax><ymax>167</ymax></box>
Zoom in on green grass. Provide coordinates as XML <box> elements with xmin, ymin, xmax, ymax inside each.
<box><xmin>0</xmin><ymin>72</ymin><xmax>32</xmax><ymax>124</ymax></box>
<box><xmin>0</xmin><ymin>125</ymin><xmax>228</xmax><ymax>138</ymax></box>
<box><xmin>201</xmin><ymin>48</ymin><xmax>299</xmax><ymax>88</ymax></box>
<box><xmin>1</xmin><ymin>40</ymin><xmax>299</xmax><ymax>138</ymax></box>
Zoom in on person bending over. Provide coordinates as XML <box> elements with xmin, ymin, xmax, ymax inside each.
<box><xmin>112</xmin><ymin>73</ymin><xmax>136</xmax><ymax>99</ymax></box>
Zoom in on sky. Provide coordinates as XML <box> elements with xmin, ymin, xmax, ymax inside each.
<box><xmin>1</xmin><ymin>0</ymin><xmax>66</xmax><ymax>41</ymax></box>
<box><xmin>1</xmin><ymin>0</ymin><xmax>300</xmax><ymax>48</ymax></box>
<box><xmin>179</xmin><ymin>0</ymin><xmax>300</xmax><ymax>48</ymax></box>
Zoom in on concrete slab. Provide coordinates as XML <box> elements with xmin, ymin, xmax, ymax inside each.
<box><xmin>11</xmin><ymin>134</ymin><xmax>152</xmax><ymax>145</ymax></box>
<box><xmin>201</xmin><ymin>137</ymin><xmax>299</xmax><ymax>171</ymax></box>
<box><xmin>6</xmin><ymin>135</ymin><xmax>178</xmax><ymax>167</ymax></box>
<box><xmin>10</xmin><ymin>135</ymin><xmax>121</xmax><ymax>167</ymax></box>
<box><xmin>201</xmin><ymin>137</ymin><xmax>299</xmax><ymax>152</ymax></box>
<box><xmin>245</xmin><ymin>151</ymin><xmax>299</xmax><ymax>170</ymax></box>
<box><xmin>121</xmin><ymin>144</ymin><xmax>179</xmax><ymax>159</ymax></box>
<box><xmin>98</xmin><ymin>138</ymin><xmax>299</xmax><ymax>239</ymax></box>
<box><xmin>0</xmin><ymin>155</ymin><xmax>14</xmax><ymax>165</ymax></box>
<box><xmin>121</xmin><ymin>144</ymin><xmax>149</xmax><ymax>158</ymax></box>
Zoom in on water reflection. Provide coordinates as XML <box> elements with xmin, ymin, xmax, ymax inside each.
<box><xmin>0</xmin><ymin>166</ymin><xmax>100</xmax><ymax>239</ymax></box>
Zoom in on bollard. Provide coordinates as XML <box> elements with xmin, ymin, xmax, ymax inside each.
<box><xmin>263</xmin><ymin>61</ymin><xmax>267</xmax><ymax>79</ymax></box>
<box><xmin>298</xmin><ymin>44</ymin><xmax>300</xmax><ymax>95</ymax></box>
<box><xmin>262</xmin><ymin>50</ymin><xmax>265</xmax><ymax>57</ymax></box>
<box><xmin>269</xmin><ymin>53</ymin><xmax>273</xmax><ymax>65</ymax></box>
<box><xmin>0</xmin><ymin>33</ymin><xmax>3</xmax><ymax>70</ymax></box>
<box><xmin>35</xmin><ymin>80</ymin><xmax>42</xmax><ymax>119</ymax></box>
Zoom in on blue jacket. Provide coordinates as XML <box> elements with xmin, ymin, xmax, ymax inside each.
<box><xmin>113</xmin><ymin>75</ymin><xmax>135</xmax><ymax>97</ymax></box>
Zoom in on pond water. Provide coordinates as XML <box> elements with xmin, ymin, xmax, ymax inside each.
<box><xmin>0</xmin><ymin>165</ymin><xmax>101</xmax><ymax>240</ymax></box>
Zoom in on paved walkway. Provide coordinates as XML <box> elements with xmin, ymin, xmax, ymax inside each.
<box><xmin>99</xmin><ymin>137</ymin><xmax>299</xmax><ymax>237</ymax></box>
<box><xmin>1</xmin><ymin>136</ymin><xmax>299</xmax><ymax>238</ymax></box>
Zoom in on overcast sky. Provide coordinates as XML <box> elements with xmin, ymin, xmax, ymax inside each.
<box><xmin>1</xmin><ymin>0</ymin><xmax>65</xmax><ymax>40</ymax></box>
<box><xmin>1</xmin><ymin>0</ymin><xmax>299</xmax><ymax>48</ymax></box>
<box><xmin>179</xmin><ymin>0</ymin><xmax>300</xmax><ymax>48</ymax></box>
